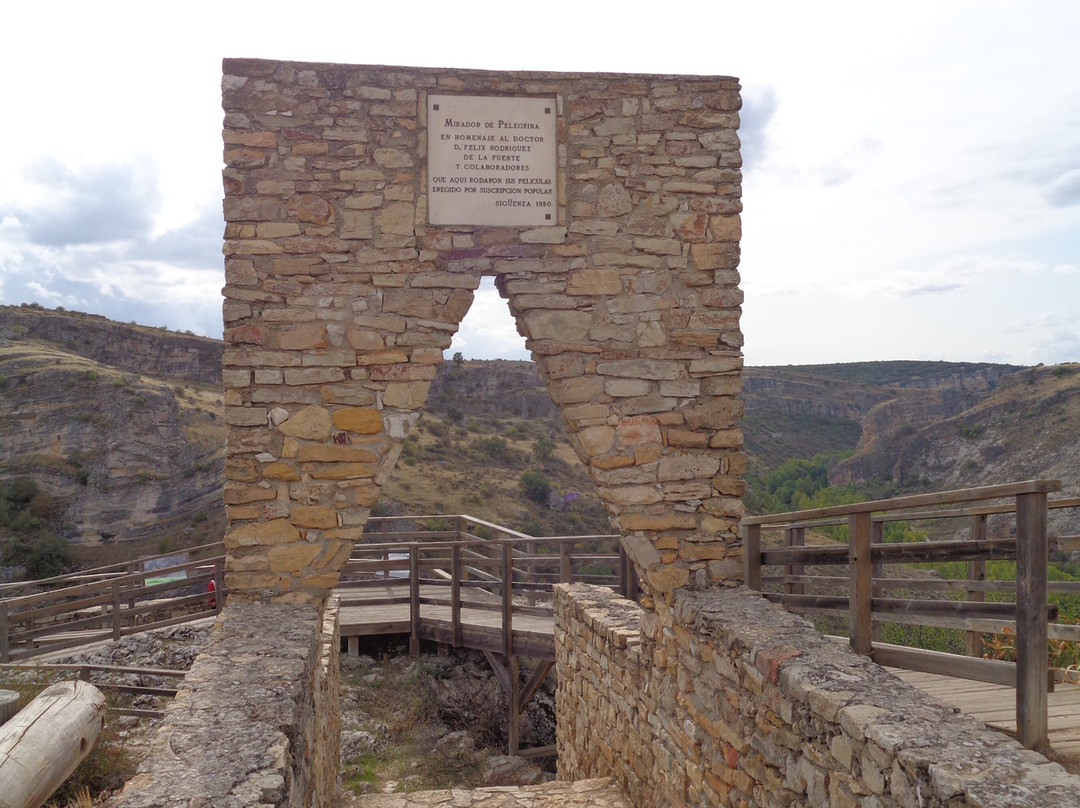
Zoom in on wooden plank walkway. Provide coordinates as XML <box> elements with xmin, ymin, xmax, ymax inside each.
<box><xmin>338</xmin><ymin>583</ymin><xmax>556</xmax><ymax>659</ymax></box>
<box><xmin>891</xmin><ymin>668</ymin><xmax>1080</xmax><ymax>763</ymax></box>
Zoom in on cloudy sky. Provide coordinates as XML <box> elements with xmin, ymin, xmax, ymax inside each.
<box><xmin>1</xmin><ymin>1</ymin><xmax>1077</xmax><ymax>366</ymax></box>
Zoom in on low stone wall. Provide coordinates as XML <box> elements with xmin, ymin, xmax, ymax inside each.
<box><xmin>555</xmin><ymin>583</ymin><xmax>1079</xmax><ymax>808</ymax></box>
<box><xmin>112</xmin><ymin>598</ymin><xmax>340</xmax><ymax>808</ymax></box>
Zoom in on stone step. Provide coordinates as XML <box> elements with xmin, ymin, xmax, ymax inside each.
<box><xmin>344</xmin><ymin>778</ymin><xmax>630</xmax><ymax>808</ymax></box>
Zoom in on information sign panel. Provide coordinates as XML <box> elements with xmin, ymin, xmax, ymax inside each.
<box><xmin>428</xmin><ymin>95</ymin><xmax>557</xmax><ymax>226</ymax></box>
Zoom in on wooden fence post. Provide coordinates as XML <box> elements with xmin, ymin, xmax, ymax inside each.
<box><xmin>502</xmin><ymin>543</ymin><xmax>514</xmax><ymax>661</ymax></box>
<box><xmin>0</xmin><ymin>602</ymin><xmax>8</xmax><ymax>663</ymax></box>
<box><xmin>560</xmin><ymin>543</ymin><xmax>572</xmax><ymax>584</ymax></box>
<box><xmin>965</xmin><ymin>513</ymin><xmax>988</xmax><ymax>657</ymax></box>
<box><xmin>783</xmin><ymin>527</ymin><xmax>805</xmax><ymax>596</ymax></box>
<box><xmin>451</xmin><ymin>544</ymin><xmax>462</xmax><ymax>648</ymax></box>
<box><xmin>111</xmin><ymin>580</ymin><xmax>122</xmax><ymax>641</ymax></box>
<box><xmin>1015</xmin><ymin>491</ymin><xmax>1049</xmax><ymax>752</ymax></box>
<box><xmin>508</xmin><ymin>654</ymin><xmax>520</xmax><ymax>756</ymax></box>
<box><xmin>409</xmin><ymin>544</ymin><xmax>420</xmax><ymax>656</ymax></box>
<box><xmin>745</xmin><ymin>524</ymin><xmax>762</xmax><ymax>590</ymax></box>
<box><xmin>871</xmin><ymin>520</ymin><xmax>884</xmax><ymax>642</ymax></box>
<box><xmin>849</xmin><ymin>512</ymin><xmax>873</xmax><ymax>655</ymax></box>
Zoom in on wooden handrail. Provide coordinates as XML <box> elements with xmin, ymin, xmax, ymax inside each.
<box><xmin>742</xmin><ymin>479</ymin><xmax>1062</xmax><ymax>525</ymax></box>
<box><xmin>743</xmin><ymin>479</ymin><xmax>1074</xmax><ymax>754</ymax></box>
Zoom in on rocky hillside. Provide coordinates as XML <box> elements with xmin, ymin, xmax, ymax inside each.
<box><xmin>0</xmin><ymin>305</ymin><xmax>226</xmax><ymax>561</ymax></box>
<box><xmin>1</xmin><ymin>304</ymin><xmax>1077</xmax><ymax>564</ymax></box>
<box><xmin>0</xmin><ymin>304</ymin><xmax>222</xmax><ymax>385</ymax></box>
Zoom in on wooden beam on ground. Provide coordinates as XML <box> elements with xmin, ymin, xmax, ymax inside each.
<box><xmin>0</xmin><ymin>680</ymin><xmax>106</xmax><ymax>808</ymax></box>
<box><xmin>516</xmin><ymin>744</ymin><xmax>556</xmax><ymax>760</ymax></box>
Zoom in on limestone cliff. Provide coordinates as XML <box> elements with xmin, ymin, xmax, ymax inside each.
<box><xmin>0</xmin><ymin>304</ymin><xmax>223</xmax><ymax>386</ymax></box>
<box><xmin>0</xmin><ymin>306</ymin><xmax>225</xmax><ymax>553</ymax></box>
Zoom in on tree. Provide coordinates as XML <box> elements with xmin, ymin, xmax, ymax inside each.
<box><xmin>452</xmin><ymin>351</ymin><xmax>464</xmax><ymax>366</ymax></box>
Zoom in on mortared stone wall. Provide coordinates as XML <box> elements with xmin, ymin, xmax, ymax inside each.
<box><xmin>221</xmin><ymin>58</ymin><xmax>746</xmax><ymax>608</ymax></box>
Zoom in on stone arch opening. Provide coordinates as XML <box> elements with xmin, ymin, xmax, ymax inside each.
<box><xmin>221</xmin><ymin>58</ymin><xmax>745</xmax><ymax>609</ymax></box>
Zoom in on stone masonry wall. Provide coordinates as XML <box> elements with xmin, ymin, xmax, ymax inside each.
<box><xmin>222</xmin><ymin>59</ymin><xmax>746</xmax><ymax>608</ymax></box>
<box><xmin>112</xmin><ymin>598</ymin><xmax>340</xmax><ymax>808</ymax></box>
<box><xmin>555</xmin><ymin>583</ymin><xmax>1080</xmax><ymax>808</ymax></box>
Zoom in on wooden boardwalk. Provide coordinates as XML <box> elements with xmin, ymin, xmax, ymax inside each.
<box><xmin>338</xmin><ymin>583</ymin><xmax>555</xmax><ymax>659</ymax></box>
<box><xmin>892</xmin><ymin>668</ymin><xmax>1080</xmax><ymax>763</ymax></box>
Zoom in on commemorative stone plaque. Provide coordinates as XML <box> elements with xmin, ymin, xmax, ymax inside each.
<box><xmin>428</xmin><ymin>95</ymin><xmax>557</xmax><ymax>227</ymax></box>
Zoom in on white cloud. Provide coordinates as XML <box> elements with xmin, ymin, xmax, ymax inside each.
<box><xmin>1</xmin><ymin>0</ymin><xmax>1077</xmax><ymax>365</ymax></box>
<box><xmin>449</xmin><ymin>279</ymin><xmax>529</xmax><ymax>361</ymax></box>
<box><xmin>1045</xmin><ymin>169</ymin><xmax>1080</xmax><ymax>207</ymax></box>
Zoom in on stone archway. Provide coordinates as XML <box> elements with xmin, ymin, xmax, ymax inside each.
<box><xmin>221</xmin><ymin>59</ymin><xmax>745</xmax><ymax>608</ymax></box>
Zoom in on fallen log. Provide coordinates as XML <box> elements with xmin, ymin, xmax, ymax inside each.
<box><xmin>0</xmin><ymin>680</ymin><xmax>106</xmax><ymax>808</ymax></box>
<box><xmin>0</xmin><ymin>690</ymin><xmax>17</xmax><ymax>726</ymax></box>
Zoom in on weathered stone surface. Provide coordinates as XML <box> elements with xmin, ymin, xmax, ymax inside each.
<box><xmin>333</xmin><ymin>407</ymin><xmax>383</xmax><ymax>434</ymax></box>
<box><xmin>226</xmin><ymin>518</ymin><xmax>300</xmax><ymax>547</ymax></box>
<box><xmin>556</xmin><ymin>584</ymin><xmax>1080</xmax><ymax>808</ymax></box>
<box><xmin>111</xmin><ymin>601</ymin><xmax>340</xmax><ymax>808</ymax></box>
<box><xmin>268</xmin><ymin>542</ymin><xmax>323</xmax><ymax>571</ymax></box>
<box><xmin>522</xmin><ymin>310</ymin><xmax>593</xmax><ymax>342</ymax></box>
<box><xmin>288</xmin><ymin>505</ymin><xmax>338</xmax><ymax>529</ymax></box>
<box><xmin>277</xmin><ymin>406</ymin><xmax>333</xmax><ymax>440</ymax></box>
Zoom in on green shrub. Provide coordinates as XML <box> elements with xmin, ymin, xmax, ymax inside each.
<box><xmin>532</xmin><ymin>436</ymin><xmax>554</xmax><ymax>461</ymax></box>
<box><xmin>519</xmin><ymin>471</ymin><xmax>551</xmax><ymax>504</ymax></box>
<box><xmin>476</xmin><ymin>436</ymin><xmax>508</xmax><ymax>458</ymax></box>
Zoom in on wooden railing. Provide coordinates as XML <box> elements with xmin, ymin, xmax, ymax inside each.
<box><xmin>742</xmin><ymin>479</ymin><xmax>1080</xmax><ymax>752</ymax></box>
<box><xmin>341</xmin><ymin>518</ymin><xmax>626</xmax><ymax>757</ymax></box>
<box><xmin>0</xmin><ymin>554</ymin><xmax>225</xmax><ymax>662</ymax></box>
<box><xmin>0</xmin><ymin>662</ymin><xmax>187</xmax><ymax>718</ymax></box>
<box><xmin>0</xmin><ymin>541</ymin><xmax>226</xmax><ymax>597</ymax></box>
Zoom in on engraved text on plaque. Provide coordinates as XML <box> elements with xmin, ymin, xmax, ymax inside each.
<box><xmin>428</xmin><ymin>95</ymin><xmax>557</xmax><ymax>227</ymax></box>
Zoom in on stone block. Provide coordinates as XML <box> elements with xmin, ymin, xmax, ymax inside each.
<box><xmin>381</xmin><ymin>381</ymin><xmax>430</xmax><ymax>409</ymax></box>
<box><xmin>268</xmin><ymin>543</ymin><xmax>323</xmax><ymax>573</ymax></box>
<box><xmin>277</xmin><ymin>406</ymin><xmax>333</xmax><ymax>440</ymax></box>
<box><xmin>289</xmin><ymin>505</ymin><xmax>339</xmax><ymax>529</ymax></box>
<box><xmin>226</xmin><ymin>518</ymin><xmax>301</xmax><ymax>547</ymax></box>
<box><xmin>521</xmin><ymin>309</ymin><xmax>593</xmax><ymax>342</ymax></box>
<box><xmin>297</xmin><ymin>445</ymin><xmax>378</xmax><ymax>463</ymax></box>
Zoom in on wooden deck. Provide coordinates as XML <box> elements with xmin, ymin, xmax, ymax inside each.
<box><xmin>891</xmin><ymin>668</ymin><xmax>1080</xmax><ymax>763</ymax></box>
<box><xmin>338</xmin><ymin>583</ymin><xmax>556</xmax><ymax>659</ymax></box>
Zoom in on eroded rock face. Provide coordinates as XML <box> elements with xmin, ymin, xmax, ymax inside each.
<box><xmin>0</xmin><ymin>320</ymin><xmax>225</xmax><ymax>548</ymax></box>
<box><xmin>0</xmin><ymin>306</ymin><xmax>223</xmax><ymax>385</ymax></box>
